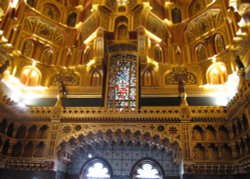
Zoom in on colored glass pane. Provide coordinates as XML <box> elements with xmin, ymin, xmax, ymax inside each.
<box><xmin>108</xmin><ymin>54</ymin><xmax>137</xmax><ymax>111</ymax></box>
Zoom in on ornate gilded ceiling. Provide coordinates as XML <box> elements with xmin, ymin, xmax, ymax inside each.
<box><xmin>0</xmin><ymin>0</ymin><xmax>249</xmax><ymax>106</ymax></box>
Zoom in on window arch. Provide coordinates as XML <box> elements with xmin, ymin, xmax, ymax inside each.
<box><xmin>195</xmin><ymin>43</ymin><xmax>206</xmax><ymax>62</ymax></box>
<box><xmin>42</xmin><ymin>4</ymin><xmax>60</xmax><ymax>21</ymax></box>
<box><xmin>41</xmin><ymin>47</ymin><xmax>53</xmax><ymax>64</ymax></box>
<box><xmin>143</xmin><ymin>68</ymin><xmax>153</xmax><ymax>86</ymax></box>
<box><xmin>26</xmin><ymin>0</ymin><xmax>35</xmax><ymax>7</ymax></box>
<box><xmin>172</xmin><ymin>7</ymin><xmax>182</xmax><ymax>24</ymax></box>
<box><xmin>20</xmin><ymin>66</ymin><xmax>41</xmax><ymax>86</ymax></box>
<box><xmin>81</xmin><ymin>158</ymin><xmax>112</xmax><ymax>179</ymax></box>
<box><xmin>131</xmin><ymin>159</ymin><xmax>164</xmax><ymax>179</ymax></box>
<box><xmin>214</xmin><ymin>34</ymin><xmax>225</xmax><ymax>54</ymax></box>
<box><xmin>154</xmin><ymin>45</ymin><xmax>163</xmax><ymax>63</ymax></box>
<box><xmin>22</xmin><ymin>39</ymin><xmax>34</xmax><ymax>58</ymax></box>
<box><xmin>115</xmin><ymin>16</ymin><xmax>129</xmax><ymax>40</ymax></box>
<box><xmin>107</xmin><ymin>54</ymin><xmax>137</xmax><ymax>111</ymax></box>
<box><xmin>206</xmin><ymin>62</ymin><xmax>227</xmax><ymax>84</ymax></box>
<box><xmin>67</xmin><ymin>12</ymin><xmax>77</xmax><ymax>27</ymax></box>
<box><xmin>90</xmin><ymin>70</ymin><xmax>101</xmax><ymax>86</ymax></box>
<box><xmin>189</xmin><ymin>0</ymin><xmax>206</xmax><ymax>17</ymax></box>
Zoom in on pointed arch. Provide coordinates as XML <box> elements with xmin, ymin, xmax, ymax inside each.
<box><xmin>26</xmin><ymin>0</ymin><xmax>35</xmax><ymax>7</ymax></box>
<box><xmin>0</xmin><ymin>119</ymin><xmax>7</xmax><ymax>134</ymax></box>
<box><xmin>195</xmin><ymin>43</ymin><xmax>206</xmax><ymax>62</ymax></box>
<box><xmin>22</xmin><ymin>39</ymin><xmax>34</xmax><ymax>58</ymax></box>
<box><xmin>20</xmin><ymin>66</ymin><xmax>41</xmax><ymax>86</ymax></box>
<box><xmin>154</xmin><ymin>45</ymin><xmax>163</xmax><ymax>63</ymax></box>
<box><xmin>80</xmin><ymin>157</ymin><xmax>113</xmax><ymax>179</ymax></box>
<box><xmin>83</xmin><ymin>46</ymin><xmax>91</xmax><ymax>64</ymax></box>
<box><xmin>131</xmin><ymin>158</ymin><xmax>164</xmax><ymax>179</ymax></box>
<box><xmin>142</xmin><ymin>68</ymin><xmax>153</xmax><ymax>86</ymax></box>
<box><xmin>189</xmin><ymin>0</ymin><xmax>206</xmax><ymax>17</ymax></box>
<box><xmin>27</xmin><ymin>125</ymin><xmax>37</xmax><ymax>138</ymax></box>
<box><xmin>38</xmin><ymin>125</ymin><xmax>49</xmax><ymax>139</ymax></box>
<box><xmin>115</xmin><ymin>16</ymin><xmax>129</xmax><ymax>40</ymax></box>
<box><xmin>90</xmin><ymin>70</ymin><xmax>102</xmax><ymax>86</ymax></box>
<box><xmin>41</xmin><ymin>47</ymin><xmax>54</xmax><ymax>64</ymax></box>
<box><xmin>172</xmin><ymin>7</ymin><xmax>182</xmax><ymax>24</ymax></box>
<box><xmin>16</xmin><ymin>125</ymin><xmax>26</xmax><ymax>139</ymax></box>
<box><xmin>214</xmin><ymin>33</ymin><xmax>226</xmax><ymax>54</ymax></box>
<box><xmin>23</xmin><ymin>141</ymin><xmax>34</xmax><ymax>157</ymax></box>
<box><xmin>67</xmin><ymin>11</ymin><xmax>77</xmax><ymax>27</ymax></box>
<box><xmin>206</xmin><ymin>62</ymin><xmax>227</xmax><ymax>84</ymax></box>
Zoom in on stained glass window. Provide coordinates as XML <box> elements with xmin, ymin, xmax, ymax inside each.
<box><xmin>107</xmin><ymin>54</ymin><xmax>137</xmax><ymax>111</ymax></box>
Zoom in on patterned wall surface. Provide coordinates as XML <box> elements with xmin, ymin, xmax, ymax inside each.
<box><xmin>67</xmin><ymin>145</ymin><xmax>180</xmax><ymax>177</ymax></box>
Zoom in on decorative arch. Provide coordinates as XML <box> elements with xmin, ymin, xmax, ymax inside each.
<box><xmin>214</xmin><ymin>33</ymin><xmax>226</xmax><ymax>54</ymax></box>
<box><xmin>90</xmin><ymin>69</ymin><xmax>102</xmax><ymax>86</ymax></box>
<box><xmin>41</xmin><ymin>47</ymin><xmax>54</xmax><ymax>64</ymax></box>
<box><xmin>154</xmin><ymin>45</ymin><xmax>163</xmax><ymax>63</ymax></box>
<box><xmin>192</xmin><ymin>125</ymin><xmax>204</xmax><ymax>140</ymax></box>
<box><xmin>206</xmin><ymin>62</ymin><xmax>227</xmax><ymax>84</ymax></box>
<box><xmin>42</xmin><ymin>4</ymin><xmax>60</xmax><ymax>21</ymax></box>
<box><xmin>22</xmin><ymin>39</ymin><xmax>34</xmax><ymax>58</ymax></box>
<box><xmin>0</xmin><ymin>119</ymin><xmax>7</xmax><ymax>134</ymax></box>
<box><xmin>23</xmin><ymin>141</ymin><xmax>34</xmax><ymax>157</ymax></box>
<box><xmin>83</xmin><ymin>46</ymin><xmax>91</xmax><ymax>64</ymax></box>
<box><xmin>20</xmin><ymin>66</ymin><xmax>41</xmax><ymax>86</ymax></box>
<box><xmin>80</xmin><ymin>157</ymin><xmax>113</xmax><ymax>179</ymax></box>
<box><xmin>57</xmin><ymin>128</ymin><xmax>182</xmax><ymax>157</ymax></box>
<box><xmin>172</xmin><ymin>7</ymin><xmax>182</xmax><ymax>24</ymax></box>
<box><xmin>12</xmin><ymin>142</ymin><xmax>22</xmax><ymax>157</ymax></box>
<box><xmin>195</xmin><ymin>43</ymin><xmax>206</xmax><ymax>62</ymax></box>
<box><xmin>27</xmin><ymin>125</ymin><xmax>37</xmax><ymax>138</ymax></box>
<box><xmin>38</xmin><ymin>125</ymin><xmax>49</xmax><ymax>139</ymax></box>
<box><xmin>189</xmin><ymin>0</ymin><xmax>206</xmax><ymax>17</ymax></box>
<box><xmin>26</xmin><ymin>0</ymin><xmax>35</xmax><ymax>7</ymax></box>
<box><xmin>131</xmin><ymin>158</ymin><xmax>164</xmax><ymax>179</ymax></box>
<box><xmin>34</xmin><ymin>142</ymin><xmax>46</xmax><ymax>158</ymax></box>
<box><xmin>205</xmin><ymin>126</ymin><xmax>217</xmax><ymax>141</ymax></box>
<box><xmin>67</xmin><ymin>12</ymin><xmax>77</xmax><ymax>27</ymax></box>
<box><xmin>57</xmin><ymin>129</ymin><xmax>182</xmax><ymax>177</ymax></box>
<box><xmin>115</xmin><ymin>16</ymin><xmax>129</xmax><ymax>40</ymax></box>
<box><xmin>6</xmin><ymin>123</ymin><xmax>14</xmax><ymax>137</ymax></box>
<box><xmin>193</xmin><ymin>143</ymin><xmax>206</xmax><ymax>160</ymax></box>
<box><xmin>142</xmin><ymin>68</ymin><xmax>153</xmax><ymax>86</ymax></box>
<box><xmin>16</xmin><ymin>125</ymin><xmax>26</xmax><ymax>139</ymax></box>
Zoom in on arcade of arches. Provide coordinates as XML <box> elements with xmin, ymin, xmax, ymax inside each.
<box><xmin>0</xmin><ymin>0</ymin><xmax>250</xmax><ymax>179</ymax></box>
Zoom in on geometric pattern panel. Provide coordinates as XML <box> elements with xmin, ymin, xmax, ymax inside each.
<box><xmin>68</xmin><ymin>145</ymin><xmax>180</xmax><ymax>177</ymax></box>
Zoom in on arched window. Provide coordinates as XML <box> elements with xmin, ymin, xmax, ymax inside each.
<box><xmin>22</xmin><ymin>39</ymin><xmax>34</xmax><ymax>58</ymax></box>
<box><xmin>41</xmin><ymin>48</ymin><xmax>53</xmax><ymax>64</ymax></box>
<box><xmin>206</xmin><ymin>62</ymin><xmax>227</xmax><ymax>84</ymax></box>
<box><xmin>81</xmin><ymin>158</ymin><xmax>112</xmax><ymax>179</ymax></box>
<box><xmin>172</xmin><ymin>7</ymin><xmax>182</xmax><ymax>24</ymax></box>
<box><xmin>214</xmin><ymin>34</ymin><xmax>225</xmax><ymax>54</ymax></box>
<box><xmin>107</xmin><ymin>54</ymin><xmax>137</xmax><ymax>111</ymax></box>
<box><xmin>154</xmin><ymin>45</ymin><xmax>162</xmax><ymax>63</ymax></box>
<box><xmin>20</xmin><ymin>66</ymin><xmax>41</xmax><ymax>86</ymax></box>
<box><xmin>143</xmin><ymin>68</ymin><xmax>153</xmax><ymax>86</ymax></box>
<box><xmin>91</xmin><ymin>70</ymin><xmax>101</xmax><ymax>86</ymax></box>
<box><xmin>26</xmin><ymin>0</ymin><xmax>35</xmax><ymax>7</ymax></box>
<box><xmin>195</xmin><ymin>43</ymin><xmax>206</xmax><ymax>62</ymax></box>
<box><xmin>67</xmin><ymin>12</ymin><xmax>77</xmax><ymax>27</ymax></box>
<box><xmin>42</xmin><ymin>4</ymin><xmax>60</xmax><ymax>21</ymax></box>
<box><xmin>132</xmin><ymin>160</ymin><xmax>163</xmax><ymax>179</ymax></box>
<box><xmin>189</xmin><ymin>0</ymin><xmax>206</xmax><ymax>17</ymax></box>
